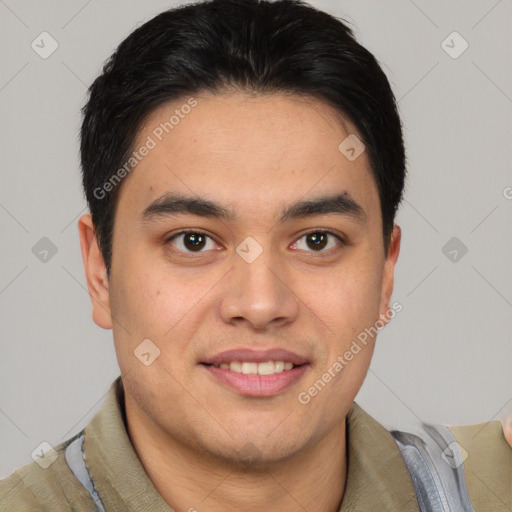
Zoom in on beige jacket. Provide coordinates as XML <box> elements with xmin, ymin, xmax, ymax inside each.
<box><xmin>1</xmin><ymin>376</ymin><xmax>511</xmax><ymax>511</ymax></box>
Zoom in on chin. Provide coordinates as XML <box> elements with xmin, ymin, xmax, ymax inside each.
<box><xmin>200</xmin><ymin>431</ymin><xmax>308</xmax><ymax>469</ymax></box>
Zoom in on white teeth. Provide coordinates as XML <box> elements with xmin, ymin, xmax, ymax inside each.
<box><xmin>221</xmin><ymin>360</ymin><xmax>296</xmax><ymax>375</ymax></box>
<box><xmin>241</xmin><ymin>362</ymin><xmax>258</xmax><ymax>375</ymax></box>
<box><xmin>230</xmin><ymin>361</ymin><xmax>242</xmax><ymax>373</ymax></box>
<box><xmin>257</xmin><ymin>361</ymin><xmax>274</xmax><ymax>375</ymax></box>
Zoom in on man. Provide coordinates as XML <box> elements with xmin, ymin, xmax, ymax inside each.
<box><xmin>1</xmin><ymin>0</ymin><xmax>510</xmax><ymax>510</ymax></box>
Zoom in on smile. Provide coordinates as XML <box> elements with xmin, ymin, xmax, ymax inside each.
<box><xmin>207</xmin><ymin>360</ymin><xmax>296</xmax><ymax>375</ymax></box>
<box><xmin>201</xmin><ymin>361</ymin><xmax>309</xmax><ymax>397</ymax></box>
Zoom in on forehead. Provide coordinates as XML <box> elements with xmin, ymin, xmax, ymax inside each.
<box><xmin>116</xmin><ymin>91</ymin><xmax>379</xmax><ymax>222</ymax></box>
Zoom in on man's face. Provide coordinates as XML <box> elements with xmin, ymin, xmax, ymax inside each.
<box><xmin>85</xmin><ymin>91</ymin><xmax>400</xmax><ymax>464</ymax></box>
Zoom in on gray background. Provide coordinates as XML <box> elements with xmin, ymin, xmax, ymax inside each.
<box><xmin>0</xmin><ymin>0</ymin><xmax>511</xmax><ymax>477</ymax></box>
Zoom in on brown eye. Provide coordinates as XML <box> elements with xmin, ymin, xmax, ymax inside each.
<box><xmin>293</xmin><ymin>231</ymin><xmax>343</xmax><ymax>253</ymax></box>
<box><xmin>167</xmin><ymin>231</ymin><xmax>216</xmax><ymax>253</ymax></box>
<box><xmin>306</xmin><ymin>232</ymin><xmax>328</xmax><ymax>250</ymax></box>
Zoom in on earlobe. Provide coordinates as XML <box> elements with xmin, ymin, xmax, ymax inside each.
<box><xmin>378</xmin><ymin>224</ymin><xmax>401</xmax><ymax>326</ymax></box>
<box><xmin>78</xmin><ymin>214</ymin><xmax>113</xmax><ymax>329</ymax></box>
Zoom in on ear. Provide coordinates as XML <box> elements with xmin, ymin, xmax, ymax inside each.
<box><xmin>378</xmin><ymin>224</ymin><xmax>401</xmax><ymax>326</ymax></box>
<box><xmin>78</xmin><ymin>214</ymin><xmax>113</xmax><ymax>329</ymax></box>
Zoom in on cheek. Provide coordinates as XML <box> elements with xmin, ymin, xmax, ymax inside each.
<box><xmin>306</xmin><ymin>255</ymin><xmax>383</xmax><ymax>336</ymax></box>
<box><xmin>109</xmin><ymin>252</ymin><xmax>216</xmax><ymax>369</ymax></box>
<box><xmin>110</xmin><ymin>246</ymin><xmax>186</xmax><ymax>333</ymax></box>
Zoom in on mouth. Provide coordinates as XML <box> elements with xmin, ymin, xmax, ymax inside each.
<box><xmin>200</xmin><ymin>348</ymin><xmax>310</xmax><ymax>397</ymax></box>
<box><xmin>203</xmin><ymin>360</ymin><xmax>301</xmax><ymax>374</ymax></box>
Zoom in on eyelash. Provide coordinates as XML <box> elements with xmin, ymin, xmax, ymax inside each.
<box><xmin>165</xmin><ymin>228</ymin><xmax>345</xmax><ymax>256</ymax></box>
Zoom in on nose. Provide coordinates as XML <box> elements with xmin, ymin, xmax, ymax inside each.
<box><xmin>218</xmin><ymin>244</ymin><xmax>300</xmax><ymax>331</ymax></box>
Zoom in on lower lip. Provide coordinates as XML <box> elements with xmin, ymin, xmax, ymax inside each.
<box><xmin>201</xmin><ymin>364</ymin><xmax>309</xmax><ymax>397</ymax></box>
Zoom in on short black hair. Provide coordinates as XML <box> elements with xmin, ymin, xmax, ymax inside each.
<box><xmin>80</xmin><ymin>0</ymin><xmax>406</xmax><ymax>274</ymax></box>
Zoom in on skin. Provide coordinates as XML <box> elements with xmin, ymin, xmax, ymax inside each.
<box><xmin>79</xmin><ymin>90</ymin><xmax>401</xmax><ymax>512</ymax></box>
<box><xmin>505</xmin><ymin>418</ymin><xmax>512</xmax><ymax>446</ymax></box>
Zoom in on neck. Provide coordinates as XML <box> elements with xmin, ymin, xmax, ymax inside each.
<box><xmin>125</xmin><ymin>402</ymin><xmax>348</xmax><ymax>512</ymax></box>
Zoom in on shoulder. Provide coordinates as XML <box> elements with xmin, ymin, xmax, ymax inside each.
<box><xmin>448</xmin><ymin>419</ymin><xmax>512</xmax><ymax>511</ymax></box>
<box><xmin>389</xmin><ymin>418</ymin><xmax>511</xmax><ymax>512</ymax></box>
<box><xmin>0</xmin><ymin>470</ymin><xmax>42</xmax><ymax>511</ymax></box>
<box><xmin>0</xmin><ymin>434</ymin><xmax>96</xmax><ymax>512</ymax></box>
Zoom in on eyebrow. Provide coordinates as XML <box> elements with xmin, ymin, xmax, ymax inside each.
<box><xmin>141</xmin><ymin>191</ymin><xmax>366</xmax><ymax>224</ymax></box>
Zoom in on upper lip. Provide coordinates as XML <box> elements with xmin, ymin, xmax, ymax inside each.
<box><xmin>202</xmin><ymin>348</ymin><xmax>309</xmax><ymax>366</ymax></box>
